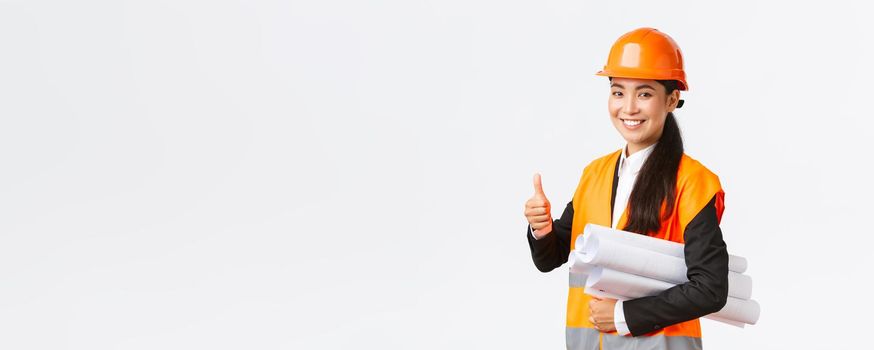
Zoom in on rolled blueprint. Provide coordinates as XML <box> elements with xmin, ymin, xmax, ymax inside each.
<box><xmin>577</xmin><ymin>236</ymin><xmax>753</xmax><ymax>299</ymax></box>
<box><xmin>584</xmin><ymin>267</ymin><xmax>760</xmax><ymax>325</ymax></box>
<box><xmin>568</xmin><ymin>251</ymin><xmax>596</xmax><ymax>287</ymax></box>
<box><xmin>579</xmin><ymin>237</ymin><xmax>688</xmax><ymax>284</ymax></box>
<box><xmin>584</xmin><ymin>284</ymin><xmax>753</xmax><ymax>328</ymax></box>
<box><xmin>583</xmin><ymin>286</ymin><xmax>626</xmax><ymax>301</ymax></box>
<box><xmin>704</xmin><ymin>314</ymin><xmax>746</xmax><ymax>328</ymax></box>
<box><xmin>716</xmin><ymin>295</ymin><xmax>761</xmax><ymax>325</ymax></box>
<box><xmin>569</xmin><ymin>251</ymin><xmax>596</xmax><ymax>275</ymax></box>
<box><xmin>586</xmin><ymin>266</ymin><xmax>674</xmax><ymax>298</ymax></box>
<box><xmin>578</xmin><ymin>223</ymin><xmax>748</xmax><ymax>273</ymax></box>
<box><xmin>726</xmin><ymin>272</ymin><xmax>753</xmax><ymax>300</ymax></box>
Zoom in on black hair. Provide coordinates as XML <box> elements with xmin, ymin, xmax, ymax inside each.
<box><xmin>622</xmin><ymin>79</ymin><xmax>684</xmax><ymax>235</ymax></box>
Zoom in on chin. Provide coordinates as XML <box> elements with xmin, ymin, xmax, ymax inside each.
<box><xmin>617</xmin><ymin>131</ymin><xmax>641</xmax><ymax>143</ymax></box>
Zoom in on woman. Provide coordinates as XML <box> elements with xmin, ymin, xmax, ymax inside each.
<box><xmin>524</xmin><ymin>28</ymin><xmax>729</xmax><ymax>350</ymax></box>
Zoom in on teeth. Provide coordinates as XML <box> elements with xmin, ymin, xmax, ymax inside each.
<box><xmin>622</xmin><ymin>119</ymin><xmax>643</xmax><ymax>126</ymax></box>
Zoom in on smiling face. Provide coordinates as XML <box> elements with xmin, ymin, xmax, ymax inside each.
<box><xmin>608</xmin><ymin>77</ymin><xmax>680</xmax><ymax>154</ymax></box>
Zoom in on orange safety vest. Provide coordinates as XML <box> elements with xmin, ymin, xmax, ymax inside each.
<box><xmin>566</xmin><ymin>150</ymin><xmax>724</xmax><ymax>350</ymax></box>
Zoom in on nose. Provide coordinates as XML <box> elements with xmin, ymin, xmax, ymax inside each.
<box><xmin>622</xmin><ymin>95</ymin><xmax>639</xmax><ymax>116</ymax></box>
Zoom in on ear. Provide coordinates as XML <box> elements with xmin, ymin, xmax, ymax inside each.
<box><xmin>665</xmin><ymin>90</ymin><xmax>680</xmax><ymax>112</ymax></box>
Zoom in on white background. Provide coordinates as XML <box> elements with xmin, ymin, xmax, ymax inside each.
<box><xmin>1</xmin><ymin>0</ymin><xmax>872</xmax><ymax>348</ymax></box>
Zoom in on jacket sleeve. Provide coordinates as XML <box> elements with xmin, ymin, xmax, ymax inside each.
<box><xmin>622</xmin><ymin>195</ymin><xmax>730</xmax><ymax>336</ymax></box>
<box><xmin>526</xmin><ymin>200</ymin><xmax>574</xmax><ymax>273</ymax></box>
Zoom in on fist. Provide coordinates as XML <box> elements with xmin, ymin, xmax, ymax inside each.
<box><xmin>525</xmin><ymin>173</ymin><xmax>552</xmax><ymax>238</ymax></box>
<box><xmin>588</xmin><ymin>296</ymin><xmax>618</xmax><ymax>333</ymax></box>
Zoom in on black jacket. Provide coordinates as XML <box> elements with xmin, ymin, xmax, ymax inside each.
<box><xmin>526</xmin><ymin>156</ymin><xmax>729</xmax><ymax>336</ymax></box>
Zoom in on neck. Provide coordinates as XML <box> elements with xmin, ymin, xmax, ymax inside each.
<box><xmin>626</xmin><ymin>141</ymin><xmax>656</xmax><ymax>157</ymax></box>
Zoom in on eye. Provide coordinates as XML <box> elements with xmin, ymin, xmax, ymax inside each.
<box><xmin>612</xmin><ymin>91</ymin><xmax>623</xmax><ymax>97</ymax></box>
<box><xmin>638</xmin><ymin>92</ymin><xmax>652</xmax><ymax>98</ymax></box>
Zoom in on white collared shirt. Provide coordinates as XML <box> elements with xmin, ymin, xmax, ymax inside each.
<box><xmin>612</xmin><ymin>143</ymin><xmax>657</xmax><ymax>229</ymax></box>
<box><xmin>612</xmin><ymin>143</ymin><xmax>656</xmax><ymax>336</ymax></box>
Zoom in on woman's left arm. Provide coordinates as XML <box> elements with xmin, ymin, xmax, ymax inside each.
<box><xmin>621</xmin><ymin>194</ymin><xmax>730</xmax><ymax>336</ymax></box>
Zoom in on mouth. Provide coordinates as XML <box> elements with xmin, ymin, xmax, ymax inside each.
<box><xmin>620</xmin><ymin>118</ymin><xmax>646</xmax><ymax>127</ymax></box>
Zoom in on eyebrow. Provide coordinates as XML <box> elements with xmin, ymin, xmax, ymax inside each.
<box><xmin>611</xmin><ymin>83</ymin><xmax>656</xmax><ymax>91</ymax></box>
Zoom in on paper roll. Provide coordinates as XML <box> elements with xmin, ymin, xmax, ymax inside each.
<box><xmin>582</xmin><ymin>267</ymin><xmax>760</xmax><ymax>325</ymax></box>
<box><xmin>583</xmin><ymin>286</ymin><xmax>626</xmax><ymax>301</ymax></box>
<box><xmin>569</xmin><ymin>251</ymin><xmax>596</xmax><ymax>275</ymax></box>
<box><xmin>578</xmin><ymin>224</ymin><xmax>748</xmax><ymax>273</ymax></box>
<box><xmin>728</xmin><ymin>272</ymin><xmax>753</xmax><ymax>300</ymax></box>
<box><xmin>712</xmin><ymin>296</ymin><xmax>760</xmax><ymax>325</ymax></box>
<box><xmin>704</xmin><ymin>314</ymin><xmax>746</xmax><ymax>328</ymax></box>
<box><xmin>585</xmin><ymin>267</ymin><xmax>674</xmax><ymax>298</ymax></box>
<box><xmin>580</xmin><ymin>237</ymin><xmax>688</xmax><ymax>284</ymax></box>
<box><xmin>568</xmin><ymin>251</ymin><xmax>596</xmax><ymax>288</ymax></box>
<box><xmin>576</xmin><ymin>236</ymin><xmax>753</xmax><ymax>299</ymax></box>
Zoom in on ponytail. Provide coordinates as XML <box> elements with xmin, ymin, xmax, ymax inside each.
<box><xmin>623</xmin><ymin>80</ymin><xmax>684</xmax><ymax>235</ymax></box>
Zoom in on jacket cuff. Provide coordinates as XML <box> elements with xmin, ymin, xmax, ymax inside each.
<box><xmin>527</xmin><ymin>224</ymin><xmax>555</xmax><ymax>247</ymax></box>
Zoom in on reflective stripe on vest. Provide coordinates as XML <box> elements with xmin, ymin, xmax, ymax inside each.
<box><xmin>566</xmin><ymin>150</ymin><xmax>724</xmax><ymax>349</ymax></box>
<box><xmin>567</xmin><ymin>328</ymin><xmax>703</xmax><ymax>350</ymax></box>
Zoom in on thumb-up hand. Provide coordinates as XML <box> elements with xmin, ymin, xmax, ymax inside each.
<box><xmin>525</xmin><ymin>173</ymin><xmax>553</xmax><ymax>239</ymax></box>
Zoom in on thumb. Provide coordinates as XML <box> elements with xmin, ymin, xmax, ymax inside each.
<box><xmin>533</xmin><ymin>173</ymin><xmax>546</xmax><ymax>198</ymax></box>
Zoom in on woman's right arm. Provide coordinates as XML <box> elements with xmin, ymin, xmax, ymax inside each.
<box><xmin>526</xmin><ymin>200</ymin><xmax>574</xmax><ymax>272</ymax></box>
